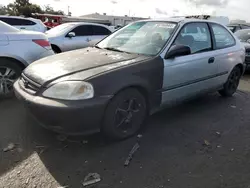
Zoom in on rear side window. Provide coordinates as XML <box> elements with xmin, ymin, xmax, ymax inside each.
<box><xmin>70</xmin><ymin>25</ymin><xmax>93</xmax><ymax>36</ymax></box>
<box><xmin>0</xmin><ymin>17</ymin><xmax>36</xmax><ymax>26</ymax></box>
<box><xmin>211</xmin><ymin>23</ymin><xmax>235</xmax><ymax>49</ymax></box>
<box><xmin>92</xmin><ymin>25</ymin><xmax>111</xmax><ymax>35</ymax></box>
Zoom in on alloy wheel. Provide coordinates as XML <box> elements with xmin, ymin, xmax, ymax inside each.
<box><xmin>0</xmin><ymin>67</ymin><xmax>17</xmax><ymax>95</ymax></box>
<box><xmin>115</xmin><ymin>98</ymin><xmax>142</xmax><ymax>133</ymax></box>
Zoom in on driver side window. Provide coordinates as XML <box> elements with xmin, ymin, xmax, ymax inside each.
<box><xmin>174</xmin><ymin>23</ymin><xmax>212</xmax><ymax>54</ymax></box>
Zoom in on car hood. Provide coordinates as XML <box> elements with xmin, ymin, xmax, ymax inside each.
<box><xmin>23</xmin><ymin>47</ymin><xmax>149</xmax><ymax>85</ymax></box>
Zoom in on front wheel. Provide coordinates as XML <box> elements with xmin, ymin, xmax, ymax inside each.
<box><xmin>102</xmin><ymin>88</ymin><xmax>147</xmax><ymax>140</ymax></box>
<box><xmin>219</xmin><ymin>66</ymin><xmax>241</xmax><ymax>97</ymax></box>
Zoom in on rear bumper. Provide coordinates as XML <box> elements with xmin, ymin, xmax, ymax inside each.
<box><xmin>14</xmin><ymin>80</ymin><xmax>112</xmax><ymax>135</ymax></box>
<box><xmin>26</xmin><ymin>49</ymin><xmax>54</xmax><ymax>65</ymax></box>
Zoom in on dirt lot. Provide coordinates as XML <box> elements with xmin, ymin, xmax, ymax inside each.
<box><xmin>1</xmin><ymin>75</ymin><xmax>250</xmax><ymax>188</ymax></box>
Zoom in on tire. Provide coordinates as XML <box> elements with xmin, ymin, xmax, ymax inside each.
<box><xmin>0</xmin><ymin>59</ymin><xmax>22</xmax><ymax>98</ymax></box>
<box><xmin>219</xmin><ymin>66</ymin><xmax>241</xmax><ymax>97</ymax></box>
<box><xmin>51</xmin><ymin>45</ymin><xmax>61</xmax><ymax>54</ymax></box>
<box><xmin>102</xmin><ymin>88</ymin><xmax>147</xmax><ymax>140</ymax></box>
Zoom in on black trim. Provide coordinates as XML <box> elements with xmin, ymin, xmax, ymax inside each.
<box><xmin>161</xmin><ymin>71</ymin><xmax>228</xmax><ymax>92</ymax></box>
<box><xmin>208</xmin><ymin>22</ymin><xmax>216</xmax><ymax>50</ymax></box>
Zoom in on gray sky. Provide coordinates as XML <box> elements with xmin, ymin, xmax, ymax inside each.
<box><xmin>2</xmin><ymin>0</ymin><xmax>250</xmax><ymax>21</ymax></box>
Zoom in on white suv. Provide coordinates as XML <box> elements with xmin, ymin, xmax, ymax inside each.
<box><xmin>0</xmin><ymin>21</ymin><xmax>54</xmax><ymax>98</ymax></box>
<box><xmin>0</xmin><ymin>16</ymin><xmax>47</xmax><ymax>33</ymax></box>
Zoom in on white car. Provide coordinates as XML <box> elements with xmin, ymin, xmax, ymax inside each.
<box><xmin>0</xmin><ymin>21</ymin><xmax>54</xmax><ymax>98</ymax></box>
<box><xmin>46</xmin><ymin>22</ymin><xmax>112</xmax><ymax>53</ymax></box>
<box><xmin>0</xmin><ymin>16</ymin><xmax>47</xmax><ymax>33</ymax></box>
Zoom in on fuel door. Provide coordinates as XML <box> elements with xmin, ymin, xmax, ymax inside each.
<box><xmin>0</xmin><ymin>34</ymin><xmax>9</xmax><ymax>46</ymax></box>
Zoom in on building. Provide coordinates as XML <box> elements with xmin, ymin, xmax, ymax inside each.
<box><xmin>230</xmin><ymin>19</ymin><xmax>247</xmax><ymax>24</ymax></box>
<box><xmin>81</xmin><ymin>13</ymin><xmax>148</xmax><ymax>26</ymax></box>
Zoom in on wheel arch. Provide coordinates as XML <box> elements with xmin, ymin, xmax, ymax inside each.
<box><xmin>110</xmin><ymin>83</ymin><xmax>154</xmax><ymax>114</ymax></box>
<box><xmin>235</xmin><ymin>63</ymin><xmax>244</xmax><ymax>75</ymax></box>
<box><xmin>51</xmin><ymin>44</ymin><xmax>62</xmax><ymax>53</ymax></box>
<box><xmin>0</xmin><ymin>56</ymin><xmax>26</xmax><ymax>70</ymax></box>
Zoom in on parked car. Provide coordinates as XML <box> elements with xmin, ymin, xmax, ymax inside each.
<box><xmin>109</xmin><ymin>25</ymin><xmax>123</xmax><ymax>31</ymax></box>
<box><xmin>14</xmin><ymin>18</ymin><xmax>245</xmax><ymax>140</ymax></box>
<box><xmin>227</xmin><ymin>23</ymin><xmax>250</xmax><ymax>33</ymax></box>
<box><xmin>0</xmin><ymin>16</ymin><xmax>47</xmax><ymax>33</ymax></box>
<box><xmin>45</xmin><ymin>22</ymin><xmax>113</xmax><ymax>53</ymax></box>
<box><xmin>235</xmin><ymin>29</ymin><xmax>250</xmax><ymax>66</ymax></box>
<box><xmin>0</xmin><ymin>21</ymin><xmax>54</xmax><ymax>98</ymax></box>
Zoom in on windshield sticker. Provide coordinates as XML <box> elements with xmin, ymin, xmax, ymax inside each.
<box><xmin>158</xmin><ymin>24</ymin><xmax>176</xmax><ymax>29</ymax></box>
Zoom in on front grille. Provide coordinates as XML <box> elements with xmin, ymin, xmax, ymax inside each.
<box><xmin>19</xmin><ymin>74</ymin><xmax>41</xmax><ymax>94</ymax></box>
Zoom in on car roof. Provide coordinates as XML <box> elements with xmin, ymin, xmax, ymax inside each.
<box><xmin>135</xmin><ymin>18</ymin><xmax>225</xmax><ymax>25</ymax></box>
<box><xmin>61</xmin><ymin>22</ymin><xmax>111</xmax><ymax>29</ymax></box>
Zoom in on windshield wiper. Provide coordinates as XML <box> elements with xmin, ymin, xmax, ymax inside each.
<box><xmin>103</xmin><ymin>47</ymin><xmax>128</xmax><ymax>53</ymax></box>
<box><xmin>94</xmin><ymin>45</ymin><xmax>101</xmax><ymax>49</ymax></box>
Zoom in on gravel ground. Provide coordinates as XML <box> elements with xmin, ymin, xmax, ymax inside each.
<box><xmin>1</xmin><ymin>75</ymin><xmax>250</xmax><ymax>188</ymax></box>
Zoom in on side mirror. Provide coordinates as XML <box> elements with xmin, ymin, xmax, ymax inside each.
<box><xmin>67</xmin><ymin>32</ymin><xmax>76</xmax><ymax>38</ymax></box>
<box><xmin>165</xmin><ymin>44</ymin><xmax>191</xmax><ymax>59</ymax></box>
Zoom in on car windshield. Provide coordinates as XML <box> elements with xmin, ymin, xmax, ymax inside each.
<box><xmin>235</xmin><ymin>29</ymin><xmax>250</xmax><ymax>41</ymax></box>
<box><xmin>97</xmin><ymin>21</ymin><xmax>177</xmax><ymax>56</ymax></box>
<box><xmin>45</xmin><ymin>23</ymin><xmax>72</xmax><ymax>35</ymax></box>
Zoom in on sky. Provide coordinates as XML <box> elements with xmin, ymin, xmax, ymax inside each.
<box><xmin>1</xmin><ymin>0</ymin><xmax>250</xmax><ymax>21</ymax></box>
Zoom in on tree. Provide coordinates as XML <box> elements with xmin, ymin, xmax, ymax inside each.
<box><xmin>0</xmin><ymin>5</ymin><xmax>8</xmax><ymax>15</ymax></box>
<box><xmin>0</xmin><ymin>0</ymin><xmax>64</xmax><ymax>17</ymax></box>
<box><xmin>13</xmin><ymin>0</ymin><xmax>43</xmax><ymax>16</ymax></box>
<box><xmin>43</xmin><ymin>5</ymin><xmax>65</xmax><ymax>15</ymax></box>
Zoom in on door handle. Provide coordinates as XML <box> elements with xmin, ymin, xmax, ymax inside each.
<box><xmin>86</xmin><ymin>38</ymin><xmax>91</xmax><ymax>42</ymax></box>
<box><xmin>208</xmin><ymin>57</ymin><xmax>215</xmax><ymax>64</ymax></box>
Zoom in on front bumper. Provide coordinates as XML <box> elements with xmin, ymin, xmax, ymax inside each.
<box><xmin>14</xmin><ymin>81</ymin><xmax>112</xmax><ymax>135</ymax></box>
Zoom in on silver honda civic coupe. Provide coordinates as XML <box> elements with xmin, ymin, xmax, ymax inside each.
<box><xmin>14</xmin><ymin>18</ymin><xmax>246</xmax><ymax>140</ymax></box>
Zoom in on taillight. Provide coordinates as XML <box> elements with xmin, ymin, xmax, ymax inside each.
<box><xmin>32</xmin><ymin>39</ymin><xmax>51</xmax><ymax>50</ymax></box>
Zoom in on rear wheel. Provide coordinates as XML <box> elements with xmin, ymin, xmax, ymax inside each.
<box><xmin>219</xmin><ymin>66</ymin><xmax>241</xmax><ymax>97</ymax></box>
<box><xmin>102</xmin><ymin>88</ymin><xmax>147</xmax><ymax>140</ymax></box>
<box><xmin>0</xmin><ymin>59</ymin><xmax>22</xmax><ymax>98</ymax></box>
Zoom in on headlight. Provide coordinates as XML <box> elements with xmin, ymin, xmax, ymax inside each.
<box><xmin>42</xmin><ymin>81</ymin><xmax>94</xmax><ymax>100</ymax></box>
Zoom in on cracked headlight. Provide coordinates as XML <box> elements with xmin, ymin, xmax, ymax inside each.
<box><xmin>43</xmin><ymin>81</ymin><xmax>94</xmax><ymax>100</ymax></box>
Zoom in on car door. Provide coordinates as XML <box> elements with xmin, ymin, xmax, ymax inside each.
<box><xmin>63</xmin><ymin>25</ymin><xmax>93</xmax><ymax>51</ymax></box>
<box><xmin>161</xmin><ymin>22</ymin><xmax>218</xmax><ymax>105</ymax></box>
<box><xmin>209</xmin><ymin>23</ymin><xmax>240</xmax><ymax>86</ymax></box>
<box><xmin>90</xmin><ymin>25</ymin><xmax>112</xmax><ymax>46</ymax></box>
